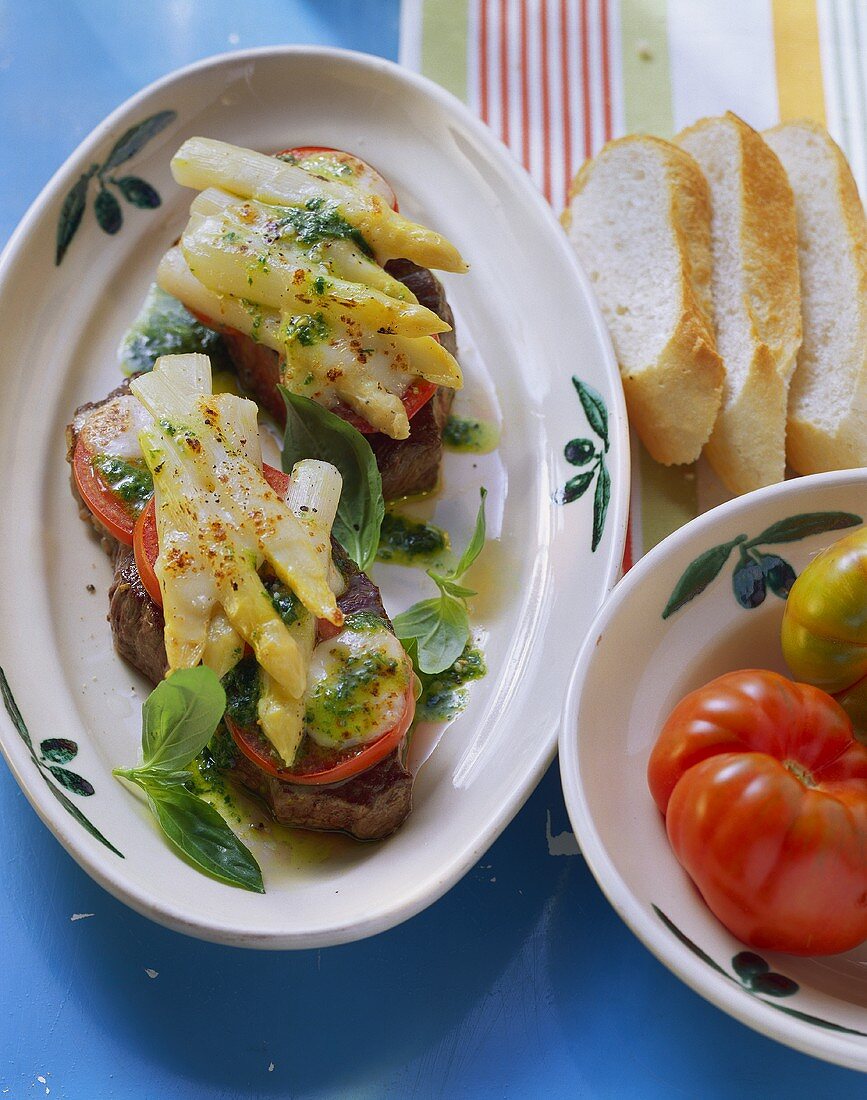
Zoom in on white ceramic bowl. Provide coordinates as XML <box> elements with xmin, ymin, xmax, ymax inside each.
<box><xmin>0</xmin><ymin>47</ymin><xmax>628</xmax><ymax>948</ymax></box>
<box><xmin>560</xmin><ymin>469</ymin><xmax>867</xmax><ymax>1071</ymax></box>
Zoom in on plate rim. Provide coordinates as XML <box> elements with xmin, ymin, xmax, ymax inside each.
<box><xmin>0</xmin><ymin>44</ymin><xmax>629</xmax><ymax>948</ymax></box>
<box><xmin>559</xmin><ymin>466</ymin><xmax>867</xmax><ymax>1071</ymax></box>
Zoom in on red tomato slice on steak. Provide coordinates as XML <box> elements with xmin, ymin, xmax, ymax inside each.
<box><xmin>226</xmin><ymin>683</ymin><xmax>415</xmax><ymax>786</ymax></box>
<box><xmin>278</xmin><ymin>146</ymin><xmax>398</xmax><ymax>210</ymax></box>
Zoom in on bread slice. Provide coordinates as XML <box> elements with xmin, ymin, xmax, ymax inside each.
<box><xmin>763</xmin><ymin>120</ymin><xmax>867</xmax><ymax>474</ymax></box>
<box><xmin>675</xmin><ymin>112</ymin><xmax>801</xmax><ymax>495</ymax></box>
<box><xmin>563</xmin><ymin>135</ymin><xmax>724</xmax><ymax>466</ymax></box>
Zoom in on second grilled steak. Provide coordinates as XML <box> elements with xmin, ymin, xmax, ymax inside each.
<box><xmin>67</xmin><ymin>393</ymin><xmax>413</xmax><ymax>840</ymax></box>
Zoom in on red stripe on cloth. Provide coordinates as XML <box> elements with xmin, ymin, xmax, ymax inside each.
<box><xmin>540</xmin><ymin>0</ymin><xmax>553</xmax><ymax>201</ymax></box>
<box><xmin>579</xmin><ymin>0</ymin><xmax>592</xmax><ymax>159</ymax></box>
<box><xmin>519</xmin><ymin>0</ymin><xmax>531</xmax><ymax>169</ymax></box>
<box><xmin>499</xmin><ymin>0</ymin><xmax>511</xmax><ymax>144</ymax></box>
<box><xmin>599</xmin><ymin>0</ymin><xmax>613</xmax><ymax>142</ymax></box>
<box><xmin>622</xmin><ymin>517</ymin><xmax>634</xmax><ymax>574</ymax></box>
<box><xmin>561</xmin><ymin>0</ymin><xmax>574</xmax><ymax>202</ymax></box>
<box><xmin>479</xmin><ymin>0</ymin><xmax>490</xmax><ymax>123</ymax></box>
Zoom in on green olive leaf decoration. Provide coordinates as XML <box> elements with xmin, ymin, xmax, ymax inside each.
<box><xmin>592</xmin><ymin>458</ymin><xmax>611</xmax><ymax>553</ymax></box>
<box><xmin>745</xmin><ymin>511</ymin><xmax>862</xmax><ymax>547</ymax></box>
<box><xmin>115</xmin><ymin>176</ymin><xmax>162</xmax><ymax>208</ymax></box>
<box><xmin>557</xmin><ymin>377</ymin><xmax>612</xmax><ymax>553</ymax></box>
<box><xmin>662</xmin><ymin>538</ymin><xmax>745</xmax><ymax>619</ymax></box>
<box><xmin>94</xmin><ymin>189</ymin><xmax>123</xmax><ymax>234</ymax></box>
<box><xmin>56</xmin><ymin>169</ymin><xmax>95</xmax><ymax>265</ymax></box>
<box><xmin>54</xmin><ymin>109</ymin><xmax>176</xmax><ymax>264</ymax></box>
<box><xmin>572</xmin><ymin>378</ymin><xmax>609</xmax><ymax>450</ymax></box>
<box><xmin>758</xmin><ymin>553</ymin><xmax>797</xmax><ymax>598</ymax></box>
<box><xmin>732</xmin><ymin>555</ymin><xmax>767</xmax><ymax>609</ymax></box>
<box><xmin>47</xmin><ymin>766</ymin><xmax>95</xmax><ymax>797</ymax></box>
<box><xmin>0</xmin><ymin>666</ymin><xmax>121</xmax><ymax>856</ymax></box>
<box><xmin>663</xmin><ymin>511</ymin><xmax>863</xmax><ymax>618</ymax></box>
<box><xmin>562</xmin><ymin>470</ymin><xmax>594</xmax><ymax>504</ymax></box>
<box><xmin>655</xmin><ymin>907</ymin><xmax>867</xmax><ymax>1036</ymax></box>
<box><xmin>100</xmin><ymin>109</ymin><xmax>177</xmax><ymax>171</ymax></box>
<box><xmin>39</xmin><ymin>737</ymin><xmax>78</xmax><ymax>765</ymax></box>
<box><xmin>564</xmin><ymin>438</ymin><xmax>595</xmax><ymax>466</ymax></box>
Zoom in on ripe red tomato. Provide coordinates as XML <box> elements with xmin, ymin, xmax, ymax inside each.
<box><xmin>333</xmin><ymin>377</ymin><xmax>438</xmax><ymax>435</ymax></box>
<box><xmin>73</xmin><ymin>437</ymin><xmax>142</xmax><ymax>546</ymax></box>
<box><xmin>648</xmin><ymin>669</ymin><xmax>867</xmax><ymax>955</ymax></box>
<box><xmin>134</xmin><ymin>462</ymin><xmax>290</xmax><ymax>608</ymax></box>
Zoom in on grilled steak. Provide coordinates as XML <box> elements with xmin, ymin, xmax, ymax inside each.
<box><xmin>216</xmin><ymin>259</ymin><xmax>457</xmax><ymax>499</ymax></box>
<box><xmin>67</xmin><ymin>394</ymin><xmax>413</xmax><ymax>840</ymax></box>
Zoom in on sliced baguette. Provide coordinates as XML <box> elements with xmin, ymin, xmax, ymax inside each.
<box><xmin>563</xmin><ymin>135</ymin><xmax>724</xmax><ymax>466</ymax></box>
<box><xmin>675</xmin><ymin>112</ymin><xmax>801</xmax><ymax>495</ymax></box>
<box><xmin>763</xmin><ymin>120</ymin><xmax>867</xmax><ymax>474</ymax></box>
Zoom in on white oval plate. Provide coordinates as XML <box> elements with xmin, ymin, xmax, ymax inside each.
<box><xmin>560</xmin><ymin>469</ymin><xmax>867</xmax><ymax>1070</ymax></box>
<box><xmin>0</xmin><ymin>47</ymin><xmax>628</xmax><ymax>948</ymax></box>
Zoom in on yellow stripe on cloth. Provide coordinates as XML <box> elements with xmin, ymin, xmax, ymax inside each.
<box><xmin>771</xmin><ymin>0</ymin><xmax>826</xmax><ymax>122</ymax></box>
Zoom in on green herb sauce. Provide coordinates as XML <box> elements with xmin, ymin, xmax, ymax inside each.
<box><xmin>118</xmin><ymin>283</ymin><xmax>232</xmax><ymax>375</ymax></box>
<box><xmin>264</xmin><ymin>578</ymin><xmax>301</xmax><ymax>627</ymax></box>
<box><xmin>304</xmin><ymin>648</ymin><xmax>403</xmax><ymax>745</ymax></box>
<box><xmin>204</xmin><ymin>725</ymin><xmax>239</xmax><ymax>772</ymax></box>
<box><xmin>222</xmin><ymin>657</ymin><xmax>261</xmax><ymax>731</ymax></box>
<box><xmin>283</xmin><ymin>311</ymin><xmax>330</xmax><ymax>347</ymax></box>
<box><xmin>91</xmin><ymin>455</ymin><xmax>153</xmax><ymax>515</ymax></box>
<box><xmin>278</xmin><ymin>150</ymin><xmax>356</xmax><ymax>182</ymax></box>
<box><xmin>417</xmin><ymin>644</ymin><xmax>486</xmax><ymax>721</ymax></box>
<box><xmin>376</xmin><ymin>511</ymin><xmax>449</xmax><ymax>566</ymax></box>
<box><xmin>443</xmin><ymin>416</ymin><xmax>500</xmax><ymax>454</ymax></box>
<box><xmin>278</xmin><ymin>198</ymin><xmax>372</xmax><ymax>257</ymax></box>
<box><xmin>343</xmin><ymin>610</ymin><xmax>388</xmax><ymax>634</ymax></box>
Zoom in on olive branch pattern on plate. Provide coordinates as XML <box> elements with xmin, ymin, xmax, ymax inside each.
<box><xmin>662</xmin><ymin>512</ymin><xmax>863</xmax><ymax>619</ymax></box>
<box><xmin>55</xmin><ymin>109</ymin><xmax>177</xmax><ymax>265</ymax></box>
<box><xmin>0</xmin><ymin>666</ymin><xmax>122</xmax><ymax>857</ymax></box>
<box><xmin>557</xmin><ymin>377</ymin><xmax>611</xmax><ymax>552</ymax></box>
<box><xmin>653</xmin><ymin>906</ymin><xmax>867</xmax><ymax>1037</ymax></box>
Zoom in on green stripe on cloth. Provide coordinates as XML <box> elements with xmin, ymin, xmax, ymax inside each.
<box><xmin>421</xmin><ymin>0</ymin><xmax>470</xmax><ymax>100</ymax></box>
<box><xmin>619</xmin><ymin>0</ymin><xmax>674</xmax><ymax>136</ymax></box>
<box><xmin>620</xmin><ymin>0</ymin><xmax>696</xmax><ymax>551</ymax></box>
<box><xmin>639</xmin><ymin>447</ymin><xmax>698</xmax><ymax>549</ymax></box>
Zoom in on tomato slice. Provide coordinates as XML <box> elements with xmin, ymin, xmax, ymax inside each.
<box><xmin>277</xmin><ymin>145</ymin><xmax>398</xmax><ymax>211</ymax></box>
<box><xmin>334</xmin><ymin>377</ymin><xmax>438</xmax><ymax>435</ymax></box>
<box><xmin>73</xmin><ymin>437</ymin><xmax>140</xmax><ymax>546</ymax></box>
<box><xmin>227</xmin><ymin>683</ymin><xmax>415</xmax><ymax>786</ymax></box>
<box><xmin>134</xmin><ymin>462</ymin><xmax>290</xmax><ymax>608</ymax></box>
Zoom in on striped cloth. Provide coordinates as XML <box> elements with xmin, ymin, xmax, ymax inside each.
<box><xmin>400</xmin><ymin>0</ymin><xmax>860</xmax><ymax>567</ymax></box>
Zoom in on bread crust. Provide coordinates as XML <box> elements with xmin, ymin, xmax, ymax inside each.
<box><xmin>676</xmin><ymin>112</ymin><xmax>801</xmax><ymax>494</ymax></box>
<box><xmin>764</xmin><ymin>119</ymin><xmax>867</xmax><ymax>474</ymax></box>
<box><xmin>563</xmin><ymin>135</ymin><xmax>724</xmax><ymax>466</ymax></box>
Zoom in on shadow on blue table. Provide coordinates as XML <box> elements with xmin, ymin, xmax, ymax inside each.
<box><xmin>3</xmin><ymin>758</ymin><xmax>864</xmax><ymax>1099</ymax></box>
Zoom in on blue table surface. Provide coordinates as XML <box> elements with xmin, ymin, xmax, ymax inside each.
<box><xmin>1</xmin><ymin>3</ymin><xmax>864</xmax><ymax>1096</ymax></box>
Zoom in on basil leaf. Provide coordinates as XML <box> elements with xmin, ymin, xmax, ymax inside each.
<box><xmin>143</xmin><ymin>781</ymin><xmax>264</xmax><ymax>893</ymax></box>
<box><xmin>141</xmin><ymin>667</ymin><xmax>226</xmax><ymax>773</ymax></box>
<box><xmin>279</xmin><ymin>387</ymin><xmax>384</xmax><ymax>571</ymax></box>
<box><xmin>432</xmin><ymin>576</ymin><xmax>476</xmax><ymax>599</ymax></box>
<box><xmin>115</xmin><ymin>767</ymin><xmax>192</xmax><ymax>788</ymax></box>
<box><xmin>445</xmin><ymin>488</ymin><xmax>487</xmax><ymax>582</ymax></box>
<box><xmin>393</xmin><ymin>594</ymin><xmax>470</xmax><ymax>676</ymax></box>
<box><xmin>396</xmin><ymin>488</ymin><xmax>486</xmax><ymax>676</ymax></box>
